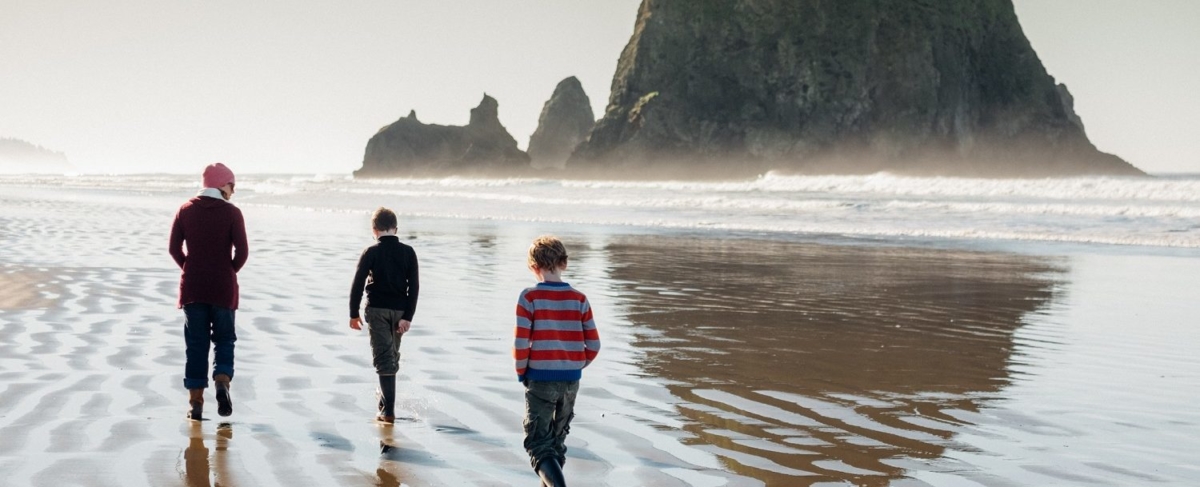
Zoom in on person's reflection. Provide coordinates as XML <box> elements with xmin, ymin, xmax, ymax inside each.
<box><xmin>214</xmin><ymin>422</ymin><xmax>232</xmax><ymax>485</ymax></box>
<box><xmin>375</xmin><ymin>466</ymin><xmax>401</xmax><ymax>487</ymax></box>
<box><xmin>185</xmin><ymin>422</ymin><xmax>233</xmax><ymax>487</ymax></box>
<box><xmin>184</xmin><ymin>423</ymin><xmax>210</xmax><ymax>487</ymax></box>
<box><xmin>375</xmin><ymin>423</ymin><xmax>401</xmax><ymax>487</ymax></box>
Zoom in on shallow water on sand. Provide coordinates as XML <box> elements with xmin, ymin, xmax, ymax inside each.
<box><xmin>609</xmin><ymin>238</ymin><xmax>1200</xmax><ymax>486</ymax></box>
<box><xmin>1</xmin><ymin>183</ymin><xmax>1198</xmax><ymax>486</ymax></box>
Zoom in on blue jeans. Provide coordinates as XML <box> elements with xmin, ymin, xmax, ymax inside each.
<box><xmin>183</xmin><ymin>303</ymin><xmax>237</xmax><ymax>390</ymax></box>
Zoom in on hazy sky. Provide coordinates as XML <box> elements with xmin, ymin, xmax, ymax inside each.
<box><xmin>1</xmin><ymin>0</ymin><xmax>1196</xmax><ymax>175</ymax></box>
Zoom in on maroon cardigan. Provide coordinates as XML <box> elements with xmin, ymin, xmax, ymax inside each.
<box><xmin>168</xmin><ymin>196</ymin><xmax>248</xmax><ymax>309</ymax></box>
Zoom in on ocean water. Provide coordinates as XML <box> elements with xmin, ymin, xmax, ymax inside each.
<box><xmin>6</xmin><ymin>172</ymin><xmax>1199</xmax><ymax>248</ymax></box>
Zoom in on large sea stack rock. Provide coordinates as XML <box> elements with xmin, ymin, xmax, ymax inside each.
<box><xmin>355</xmin><ymin>94</ymin><xmax>530</xmax><ymax>177</ymax></box>
<box><xmin>0</xmin><ymin>138</ymin><xmax>72</xmax><ymax>174</ymax></box>
<box><xmin>572</xmin><ymin>0</ymin><xmax>1143</xmax><ymax>177</ymax></box>
<box><xmin>528</xmin><ymin>77</ymin><xmax>596</xmax><ymax>168</ymax></box>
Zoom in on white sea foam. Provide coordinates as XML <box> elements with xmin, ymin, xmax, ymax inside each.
<box><xmin>4</xmin><ymin>173</ymin><xmax>1198</xmax><ymax>248</ymax></box>
<box><xmin>562</xmin><ymin>172</ymin><xmax>1200</xmax><ymax>202</ymax></box>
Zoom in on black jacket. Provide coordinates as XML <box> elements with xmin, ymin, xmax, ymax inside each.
<box><xmin>349</xmin><ymin>235</ymin><xmax>419</xmax><ymax>320</ymax></box>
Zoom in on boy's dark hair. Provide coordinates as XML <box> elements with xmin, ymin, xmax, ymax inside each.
<box><xmin>528</xmin><ymin>235</ymin><xmax>568</xmax><ymax>271</ymax></box>
<box><xmin>372</xmin><ymin>207</ymin><xmax>398</xmax><ymax>231</ymax></box>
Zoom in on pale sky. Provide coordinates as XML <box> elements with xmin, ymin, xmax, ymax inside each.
<box><xmin>1</xmin><ymin>0</ymin><xmax>1196</xmax><ymax>175</ymax></box>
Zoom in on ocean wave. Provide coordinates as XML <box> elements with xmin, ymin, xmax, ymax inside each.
<box><xmin>242</xmin><ymin>202</ymin><xmax>1200</xmax><ymax>248</ymax></box>
<box><xmin>7</xmin><ymin>172</ymin><xmax>1197</xmax><ymax>202</ymax></box>
<box><xmin>879</xmin><ymin>200</ymin><xmax>1200</xmax><ymax>219</ymax></box>
<box><xmin>301</xmin><ymin>184</ymin><xmax>1200</xmax><ymax>220</ymax></box>
<box><xmin>5</xmin><ymin>173</ymin><xmax>1199</xmax><ymax>248</ymax></box>
<box><xmin>561</xmin><ymin>172</ymin><xmax>1200</xmax><ymax>202</ymax></box>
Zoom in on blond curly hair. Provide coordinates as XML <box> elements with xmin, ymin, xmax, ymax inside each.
<box><xmin>528</xmin><ymin>235</ymin><xmax>569</xmax><ymax>271</ymax></box>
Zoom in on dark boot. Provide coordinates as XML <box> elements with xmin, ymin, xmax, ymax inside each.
<box><xmin>187</xmin><ymin>388</ymin><xmax>204</xmax><ymax>421</ymax></box>
<box><xmin>535</xmin><ymin>457</ymin><xmax>567</xmax><ymax>487</ymax></box>
<box><xmin>376</xmin><ymin>375</ymin><xmax>396</xmax><ymax>423</ymax></box>
<box><xmin>214</xmin><ymin>374</ymin><xmax>233</xmax><ymax>417</ymax></box>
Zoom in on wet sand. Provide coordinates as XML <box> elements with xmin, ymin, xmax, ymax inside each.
<box><xmin>609</xmin><ymin>238</ymin><xmax>1055</xmax><ymax>485</ymax></box>
<box><xmin>605</xmin><ymin>238</ymin><xmax>1200</xmax><ymax>485</ymax></box>
<box><xmin>0</xmin><ymin>268</ymin><xmax>56</xmax><ymax>310</ymax></box>
<box><xmin>1</xmin><ymin>185</ymin><xmax>1198</xmax><ymax>486</ymax></box>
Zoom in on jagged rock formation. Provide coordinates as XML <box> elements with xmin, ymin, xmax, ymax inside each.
<box><xmin>528</xmin><ymin>77</ymin><xmax>595</xmax><ymax>168</ymax></box>
<box><xmin>355</xmin><ymin>94</ymin><xmax>530</xmax><ymax>177</ymax></box>
<box><xmin>572</xmin><ymin>0</ymin><xmax>1143</xmax><ymax>177</ymax></box>
<box><xmin>0</xmin><ymin>138</ymin><xmax>72</xmax><ymax>173</ymax></box>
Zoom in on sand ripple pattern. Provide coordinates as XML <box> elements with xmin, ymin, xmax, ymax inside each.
<box><xmin>0</xmin><ymin>188</ymin><xmax>751</xmax><ymax>486</ymax></box>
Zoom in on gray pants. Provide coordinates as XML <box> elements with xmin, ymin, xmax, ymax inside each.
<box><xmin>364</xmin><ymin>307</ymin><xmax>405</xmax><ymax>375</ymax></box>
<box><xmin>523</xmin><ymin>380</ymin><xmax>579</xmax><ymax>469</ymax></box>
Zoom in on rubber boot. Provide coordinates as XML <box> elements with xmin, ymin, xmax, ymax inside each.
<box><xmin>535</xmin><ymin>457</ymin><xmax>567</xmax><ymax>487</ymax></box>
<box><xmin>376</xmin><ymin>375</ymin><xmax>396</xmax><ymax>423</ymax></box>
<box><xmin>187</xmin><ymin>389</ymin><xmax>204</xmax><ymax>421</ymax></box>
<box><xmin>214</xmin><ymin>374</ymin><xmax>233</xmax><ymax>417</ymax></box>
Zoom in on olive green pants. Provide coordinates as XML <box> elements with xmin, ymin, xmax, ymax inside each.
<box><xmin>364</xmin><ymin>307</ymin><xmax>405</xmax><ymax>375</ymax></box>
<box><xmin>523</xmin><ymin>379</ymin><xmax>579</xmax><ymax>469</ymax></box>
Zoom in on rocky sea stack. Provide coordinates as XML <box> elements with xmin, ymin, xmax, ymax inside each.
<box><xmin>528</xmin><ymin>77</ymin><xmax>595</xmax><ymax>169</ymax></box>
<box><xmin>355</xmin><ymin>94</ymin><xmax>530</xmax><ymax>177</ymax></box>
<box><xmin>572</xmin><ymin>0</ymin><xmax>1143</xmax><ymax>177</ymax></box>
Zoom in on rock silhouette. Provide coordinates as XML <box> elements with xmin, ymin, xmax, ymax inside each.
<box><xmin>571</xmin><ymin>0</ymin><xmax>1143</xmax><ymax>177</ymax></box>
<box><xmin>528</xmin><ymin>77</ymin><xmax>595</xmax><ymax>169</ymax></box>
<box><xmin>355</xmin><ymin>94</ymin><xmax>530</xmax><ymax>177</ymax></box>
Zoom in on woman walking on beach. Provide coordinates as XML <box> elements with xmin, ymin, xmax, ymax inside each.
<box><xmin>168</xmin><ymin>162</ymin><xmax>248</xmax><ymax>420</ymax></box>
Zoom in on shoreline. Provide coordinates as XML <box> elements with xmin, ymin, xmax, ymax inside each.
<box><xmin>5</xmin><ymin>179</ymin><xmax>1198</xmax><ymax>253</ymax></box>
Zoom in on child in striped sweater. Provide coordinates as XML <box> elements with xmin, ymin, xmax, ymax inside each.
<box><xmin>514</xmin><ymin>236</ymin><xmax>600</xmax><ymax>487</ymax></box>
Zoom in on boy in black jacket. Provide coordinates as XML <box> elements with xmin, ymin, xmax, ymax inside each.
<box><xmin>348</xmin><ymin>207</ymin><xmax>419</xmax><ymax>423</ymax></box>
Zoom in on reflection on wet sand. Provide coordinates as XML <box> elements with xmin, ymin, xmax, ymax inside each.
<box><xmin>0</xmin><ymin>268</ymin><xmax>56</xmax><ymax>309</ymax></box>
<box><xmin>184</xmin><ymin>422</ymin><xmax>233</xmax><ymax>487</ymax></box>
<box><xmin>376</xmin><ymin>423</ymin><xmax>402</xmax><ymax>487</ymax></box>
<box><xmin>607</xmin><ymin>237</ymin><xmax>1061</xmax><ymax>486</ymax></box>
<box><xmin>375</xmin><ymin>420</ymin><xmax>451</xmax><ymax>483</ymax></box>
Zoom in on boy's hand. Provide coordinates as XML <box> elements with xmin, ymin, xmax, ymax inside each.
<box><xmin>349</xmin><ymin>317</ymin><xmax>362</xmax><ymax>330</ymax></box>
<box><xmin>397</xmin><ymin>320</ymin><xmax>411</xmax><ymax>334</ymax></box>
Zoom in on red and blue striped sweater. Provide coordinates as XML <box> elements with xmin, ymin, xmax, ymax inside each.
<box><xmin>513</xmin><ymin>281</ymin><xmax>600</xmax><ymax>382</ymax></box>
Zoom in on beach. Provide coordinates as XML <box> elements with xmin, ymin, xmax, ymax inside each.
<box><xmin>1</xmin><ymin>176</ymin><xmax>1198</xmax><ymax>486</ymax></box>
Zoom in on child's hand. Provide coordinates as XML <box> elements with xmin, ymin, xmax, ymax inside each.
<box><xmin>397</xmin><ymin>320</ymin><xmax>411</xmax><ymax>334</ymax></box>
<box><xmin>349</xmin><ymin>317</ymin><xmax>362</xmax><ymax>330</ymax></box>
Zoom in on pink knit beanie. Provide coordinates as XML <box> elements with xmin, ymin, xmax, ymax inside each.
<box><xmin>202</xmin><ymin>162</ymin><xmax>236</xmax><ymax>189</ymax></box>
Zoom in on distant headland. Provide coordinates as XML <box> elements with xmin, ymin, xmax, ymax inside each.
<box><xmin>0</xmin><ymin>138</ymin><xmax>72</xmax><ymax>174</ymax></box>
<box><xmin>355</xmin><ymin>0</ymin><xmax>1144</xmax><ymax>179</ymax></box>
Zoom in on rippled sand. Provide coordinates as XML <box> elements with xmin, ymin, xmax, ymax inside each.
<box><xmin>1</xmin><ymin>185</ymin><xmax>1198</xmax><ymax>486</ymax></box>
